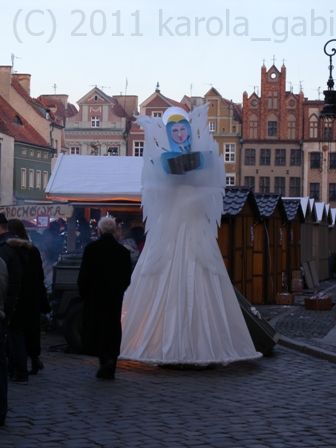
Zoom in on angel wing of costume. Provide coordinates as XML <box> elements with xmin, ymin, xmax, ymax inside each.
<box><xmin>137</xmin><ymin>104</ymin><xmax>226</xmax><ymax>247</ymax></box>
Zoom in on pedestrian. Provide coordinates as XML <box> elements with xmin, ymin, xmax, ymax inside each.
<box><xmin>0</xmin><ymin>255</ymin><xmax>8</xmax><ymax>426</ymax></box>
<box><xmin>0</xmin><ymin>213</ymin><xmax>23</xmax><ymax>390</ymax></box>
<box><xmin>7</xmin><ymin>219</ymin><xmax>50</xmax><ymax>376</ymax></box>
<box><xmin>77</xmin><ymin>216</ymin><xmax>132</xmax><ymax>380</ymax></box>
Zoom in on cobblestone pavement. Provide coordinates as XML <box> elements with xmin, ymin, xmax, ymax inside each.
<box><xmin>1</xmin><ymin>332</ymin><xmax>336</xmax><ymax>448</ymax></box>
<box><xmin>255</xmin><ymin>280</ymin><xmax>336</xmax><ymax>358</ymax></box>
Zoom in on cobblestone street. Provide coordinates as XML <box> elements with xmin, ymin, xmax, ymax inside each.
<box><xmin>1</xmin><ymin>333</ymin><xmax>335</xmax><ymax>448</ymax></box>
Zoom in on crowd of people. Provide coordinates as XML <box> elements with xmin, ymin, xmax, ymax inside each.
<box><xmin>0</xmin><ymin>214</ymin><xmax>50</xmax><ymax>426</ymax></box>
<box><xmin>0</xmin><ymin>212</ymin><xmax>145</xmax><ymax>425</ymax></box>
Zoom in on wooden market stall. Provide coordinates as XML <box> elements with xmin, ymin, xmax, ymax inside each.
<box><xmin>218</xmin><ymin>187</ymin><xmax>260</xmax><ymax>301</ymax></box>
<box><xmin>282</xmin><ymin>198</ymin><xmax>305</xmax><ymax>292</ymax></box>
<box><xmin>253</xmin><ymin>194</ymin><xmax>288</xmax><ymax>304</ymax></box>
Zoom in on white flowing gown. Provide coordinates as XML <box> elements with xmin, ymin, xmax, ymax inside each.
<box><xmin>120</xmin><ymin>105</ymin><xmax>261</xmax><ymax>365</ymax></box>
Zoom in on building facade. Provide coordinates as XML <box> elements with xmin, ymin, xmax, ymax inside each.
<box><xmin>241</xmin><ymin>64</ymin><xmax>304</xmax><ymax>197</ymax></box>
<box><xmin>203</xmin><ymin>88</ymin><xmax>242</xmax><ymax>187</ymax></box>
<box><xmin>0</xmin><ymin>66</ymin><xmax>65</xmax><ymax>154</ymax></box>
<box><xmin>65</xmin><ymin>87</ymin><xmax>136</xmax><ymax>157</ymax></box>
<box><xmin>127</xmin><ymin>84</ymin><xmax>188</xmax><ymax>157</ymax></box>
<box><xmin>0</xmin><ymin>95</ymin><xmax>53</xmax><ymax>204</ymax></box>
<box><xmin>302</xmin><ymin>99</ymin><xmax>336</xmax><ymax>205</ymax></box>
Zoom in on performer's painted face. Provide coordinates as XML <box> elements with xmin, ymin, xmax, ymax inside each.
<box><xmin>171</xmin><ymin>123</ymin><xmax>188</xmax><ymax>144</ymax></box>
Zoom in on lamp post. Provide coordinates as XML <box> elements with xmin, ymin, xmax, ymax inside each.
<box><xmin>316</xmin><ymin>40</ymin><xmax>336</xmax><ymax>204</ymax></box>
<box><xmin>320</xmin><ymin>39</ymin><xmax>336</xmax><ymax>127</ymax></box>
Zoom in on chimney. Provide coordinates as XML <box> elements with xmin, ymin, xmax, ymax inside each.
<box><xmin>12</xmin><ymin>73</ymin><xmax>31</xmax><ymax>96</ymax></box>
<box><xmin>0</xmin><ymin>66</ymin><xmax>12</xmax><ymax>101</ymax></box>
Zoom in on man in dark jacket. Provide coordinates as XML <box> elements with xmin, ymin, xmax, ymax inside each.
<box><xmin>78</xmin><ymin>216</ymin><xmax>132</xmax><ymax>380</ymax></box>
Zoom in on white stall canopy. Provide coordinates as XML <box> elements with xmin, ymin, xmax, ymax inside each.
<box><xmin>45</xmin><ymin>155</ymin><xmax>143</xmax><ymax>202</ymax></box>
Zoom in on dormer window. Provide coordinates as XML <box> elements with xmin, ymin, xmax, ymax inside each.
<box><xmin>14</xmin><ymin>115</ymin><xmax>23</xmax><ymax>125</ymax></box>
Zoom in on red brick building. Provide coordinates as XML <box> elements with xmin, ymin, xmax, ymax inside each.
<box><xmin>241</xmin><ymin>63</ymin><xmax>304</xmax><ymax>197</ymax></box>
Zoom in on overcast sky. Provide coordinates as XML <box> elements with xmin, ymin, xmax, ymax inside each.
<box><xmin>1</xmin><ymin>0</ymin><xmax>336</xmax><ymax>106</ymax></box>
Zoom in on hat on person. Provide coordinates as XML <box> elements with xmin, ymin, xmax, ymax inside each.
<box><xmin>0</xmin><ymin>213</ymin><xmax>8</xmax><ymax>224</ymax></box>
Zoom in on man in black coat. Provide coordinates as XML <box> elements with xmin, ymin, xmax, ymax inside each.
<box><xmin>77</xmin><ymin>216</ymin><xmax>132</xmax><ymax>380</ymax></box>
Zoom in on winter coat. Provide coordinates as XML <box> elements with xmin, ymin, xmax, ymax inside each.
<box><xmin>0</xmin><ymin>233</ymin><xmax>23</xmax><ymax>319</ymax></box>
<box><xmin>5</xmin><ymin>238</ymin><xmax>48</xmax><ymax>331</ymax></box>
<box><xmin>77</xmin><ymin>233</ymin><xmax>132</xmax><ymax>357</ymax></box>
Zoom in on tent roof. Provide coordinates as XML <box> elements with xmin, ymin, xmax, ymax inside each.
<box><xmin>45</xmin><ymin>155</ymin><xmax>143</xmax><ymax>202</ymax></box>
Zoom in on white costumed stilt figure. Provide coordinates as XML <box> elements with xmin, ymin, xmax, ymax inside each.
<box><xmin>121</xmin><ymin>105</ymin><xmax>261</xmax><ymax>365</ymax></box>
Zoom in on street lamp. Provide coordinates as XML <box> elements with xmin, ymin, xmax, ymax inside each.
<box><xmin>320</xmin><ymin>39</ymin><xmax>336</xmax><ymax>132</ymax></box>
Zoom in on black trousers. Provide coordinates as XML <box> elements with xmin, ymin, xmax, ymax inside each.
<box><xmin>0</xmin><ymin>321</ymin><xmax>7</xmax><ymax>424</ymax></box>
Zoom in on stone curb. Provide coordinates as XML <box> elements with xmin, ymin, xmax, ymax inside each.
<box><xmin>279</xmin><ymin>334</ymin><xmax>336</xmax><ymax>364</ymax></box>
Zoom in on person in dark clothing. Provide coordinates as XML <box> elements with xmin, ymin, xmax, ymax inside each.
<box><xmin>0</xmin><ymin>213</ymin><xmax>23</xmax><ymax>422</ymax></box>
<box><xmin>0</xmin><ymin>214</ymin><xmax>23</xmax><ymax>321</ymax></box>
<box><xmin>0</xmin><ymin>256</ymin><xmax>8</xmax><ymax>426</ymax></box>
<box><xmin>7</xmin><ymin>219</ymin><xmax>49</xmax><ymax>377</ymax></box>
<box><xmin>77</xmin><ymin>216</ymin><xmax>132</xmax><ymax>380</ymax></box>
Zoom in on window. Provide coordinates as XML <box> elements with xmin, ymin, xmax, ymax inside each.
<box><xmin>133</xmin><ymin>141</ymin><xmax>144</xmax><ymax>157</ymax></box>
<box><xmin>249</xmin><ymin>120</ymin><xmax>258</xmax><ymax>138</ymax></box>
<box><xmin>54</xmin><ymin>139</ymin><xmax>58</xmax><ymax>150</ymax></box>
<box><xmin>259</xmin><ymin>177</ymin><xmax>270</xmax><ymax>194</ymax></box>
<box><xmin>107</xmin><ymin>146</ymin><xmax>119</xmax><ymax>156</ymax></box>
<box><xmin>29</xmin><ymin>169</ymin><xmax>34</xmax><ymax>188</ymax></box>
<box><xmin>329</xmin><ymin>183</ymin><xmax>336</xmax><ymax>201</ymax></box>
<box><xmin>91</xmin><ymin>116</ymin><xmax>100</xmax><ymax>127</ymax></box>
<box><xmin>324</xmin><ymin>123</ymin><xmax>333</xmax><ymax>141</ymax></box>
<box><xmin>209</xmin><ymin>121</ymin><xmax>216</xmax><ymax>132</ymax></box>
<box><xmin>244</xmin><ymin>176</ymin><xmax>255</xmax><ymax>190</ymax></box>
<box><xmin>309</xmin><ymin>119</ymin><xmax>318</xmax><ymax>138</ymax></box>
<box><xmin>21</xmin><ymin>168</ymin><xmax>27</xmax><ymax>189</ymax></box>
<box><xmin>267</xmin><ymin>92</ymin><xmax>278</xmax><ymax>109</ymax></box>
<box><xmin>310</xmin><ymin>152</ymin><xmax>321</xmax><ymax>169</ymax></box>
<box><xmin>260</xmin><ymin>148</ymin><xmax>271</xmax><ymax>166</ymax></box>
<box><xmin>43</xmin><ymin>171</ymin><xmax>49</xmax><ymax>189</ymax></box>
<box><xmin>267</xmin><ymin>121</ymin><xmax>277</xmax><ymax>137</ymax></box>
<box><xmin>289</xmin><ymin>177</ymin><xmax>301</xmax><ymax>196</ymax></box>
<box><xmin>226</xmin><ymin>175</ymin><xmax>235</xmax><ymax>186</ymax></box>
<box><xmin>330</xmin><ymin>153</ymin><xmax>336</xmax><ymax>169</ymax></box>
<box><xmin>224</xmin><ymin>144</ymin><xmax>235</xmax><ymax>163</ymax></box>
<box><xmin>287</xmin><ymin>118</ymin><xmax>296</xmax><ymax>139</ymax></box>
<box><xmin>152</xmin><ymin>111</ymin><xmax>162</xmax><ymax>117</ymax></box>
<box><xmin>245</xmin><ymin>148</ymin><xmax>256</xmax><ymax>165</ymax></box>
<box><xmin>274</xmin><ymin>177</ymin><xmax>286</xmax><ymax>195</ymax></box>
<box><xmin>70</xmin><ymin>146</ymin><xmax>80</xmax><ymax>155</ymax></box>
<box><xmin>36</xmin><ymin>170</ymin><xmax>42</xmax><ymax>189</ymax></box>
<box><xmin>275</xmin><ymin>148</ymin><xmax>286</xmax><ymax>166</ymax></box>
<box><xmin>37</xmin><ymin>151</ymin><xmax>41</xmax><ymax>158</ymax></box>
<box><xmin>290</xmin><ymin>149</ymin><xmax>301</xmax><ymax>166</ymax></box>
<box><xmin>310</xmin><ymin>183</ymin><xmax>320</xmax><ymax>200</ymax></box>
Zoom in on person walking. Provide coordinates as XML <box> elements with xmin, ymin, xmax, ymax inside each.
<box><xmin>78</xmin><ymin>216</ymin><xmax>132</xmax><ymax>380</ymax></box>
<box><xmin>7</xmin><ymin>219</ymin><xmax>50</xmax><ymax>376</ymax></box>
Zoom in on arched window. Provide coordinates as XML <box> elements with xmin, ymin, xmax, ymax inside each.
<box><xmin>309</xmin><ymin>114</ymin><xmax>318</xmax><ymax>139</ymax></box>
<box><xmin>249</xmin><ymin>114</ymin><xmax>258</xmax><ymax>138</ymax></box>
<box><xmin>287</xmin><ymin>114</ymin><xmax>296</xmax><ymax>139</ymax></box>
